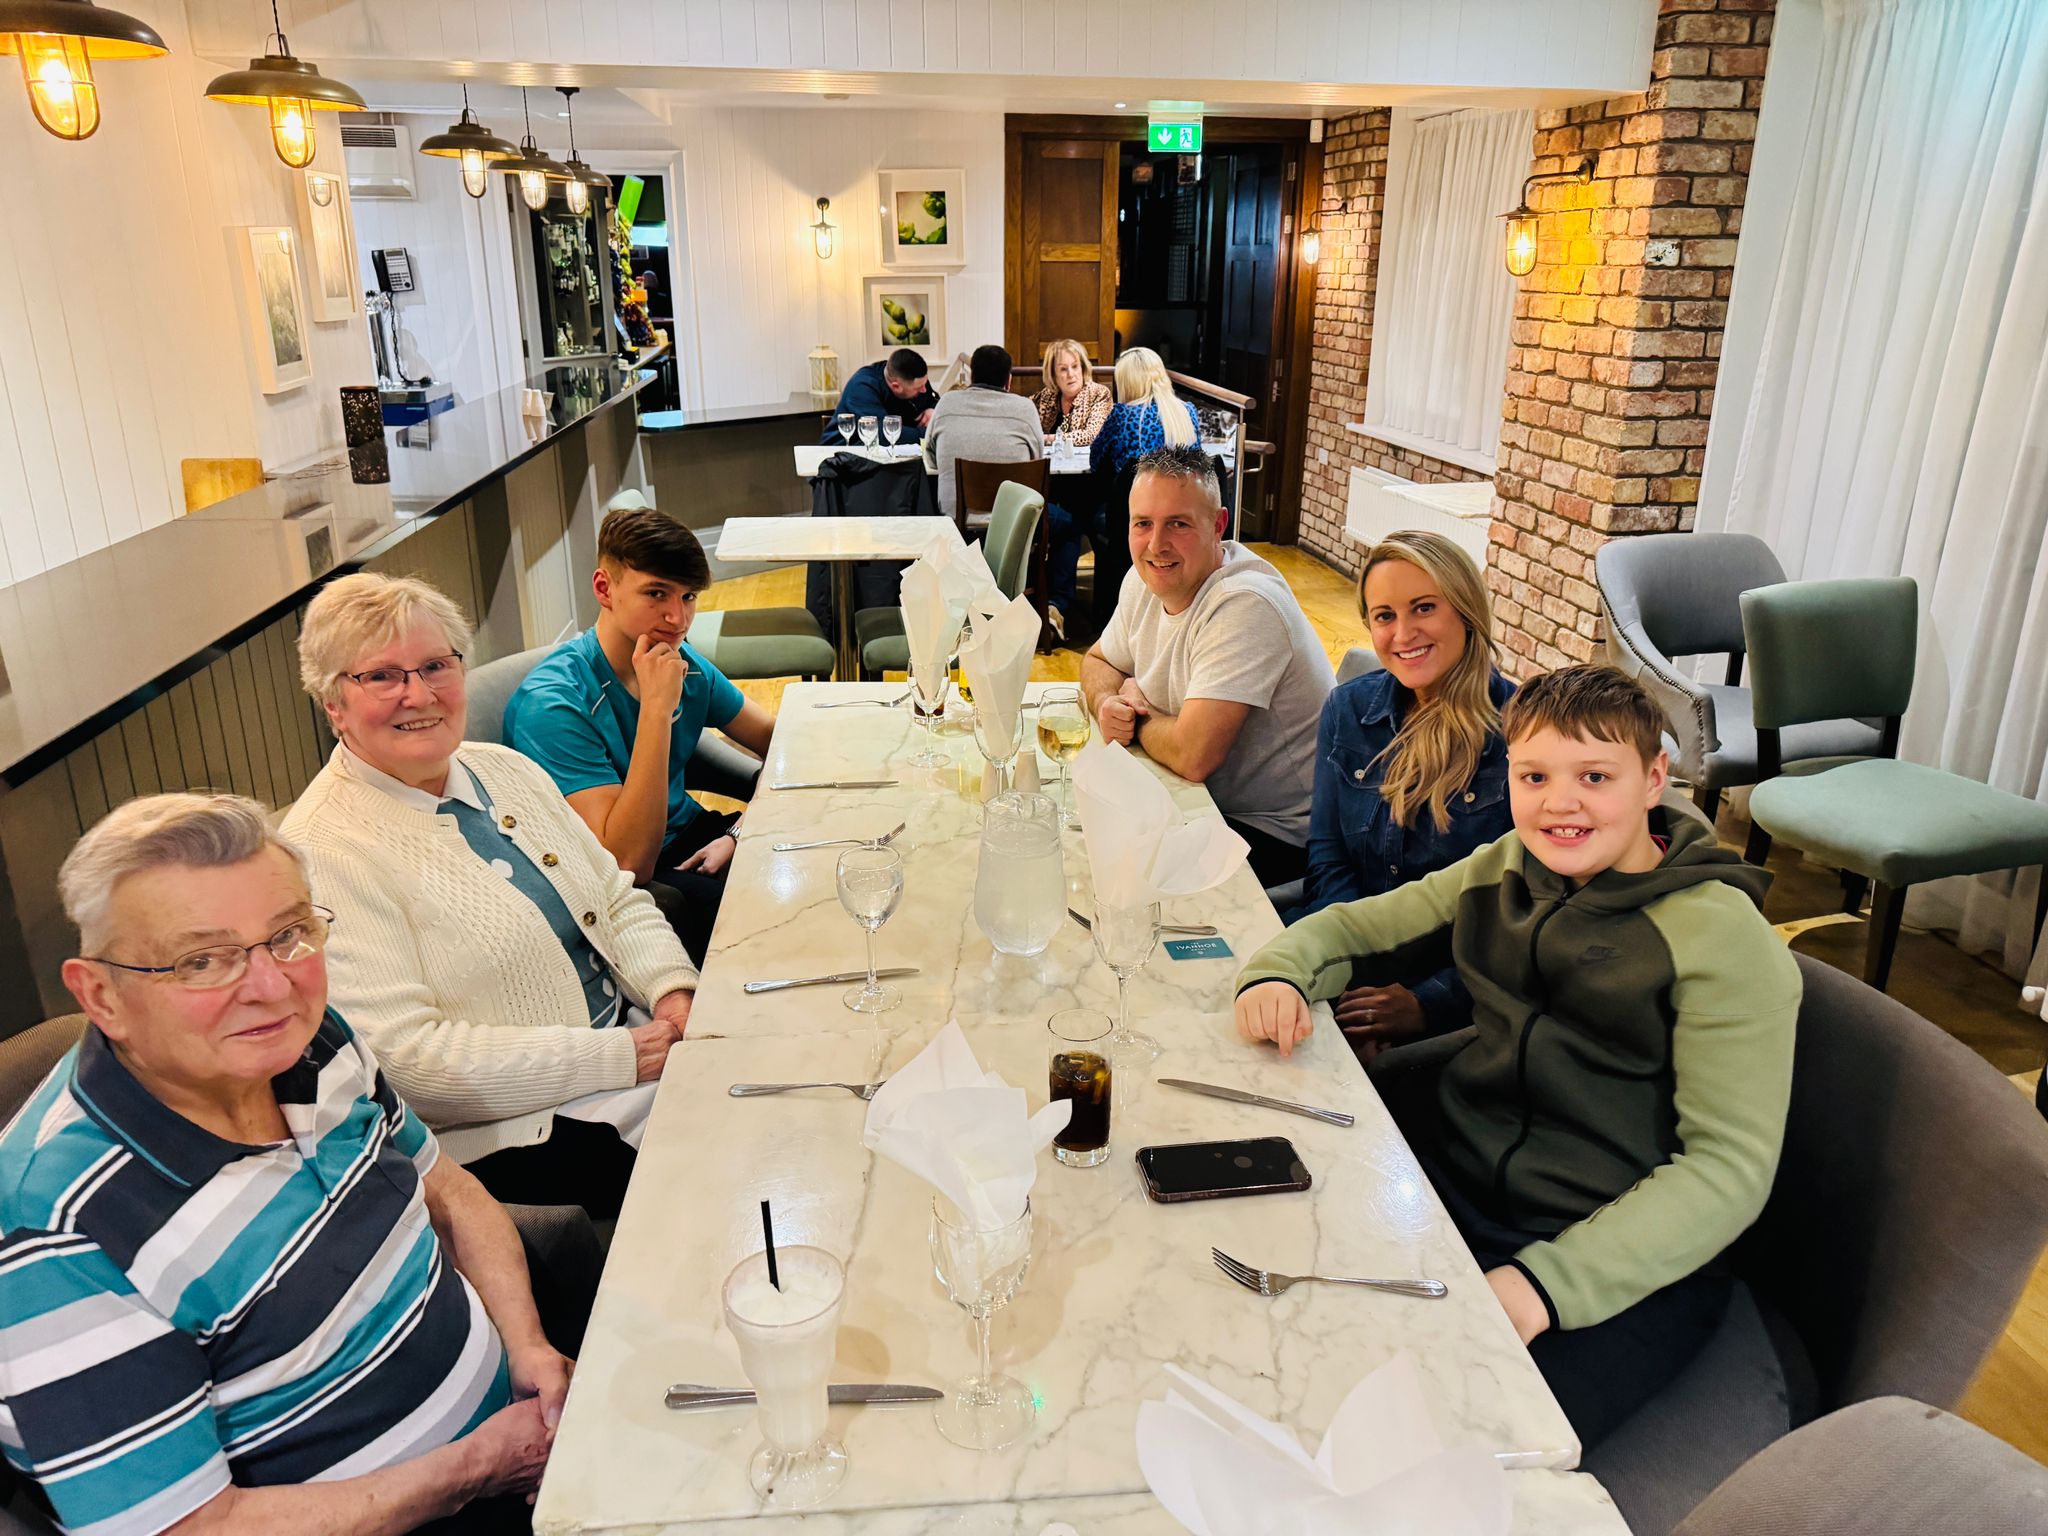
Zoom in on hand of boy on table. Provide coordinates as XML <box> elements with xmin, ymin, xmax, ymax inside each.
<box><xmin>1234</xmin><ymin>980</ymin><xmax>1315</xmax><ymax>1057</ymax></box>
<box><xmin>1486</xmin><ymin>1266</ymin><xmax>1551</xmax><ymax>1344</ymax></box>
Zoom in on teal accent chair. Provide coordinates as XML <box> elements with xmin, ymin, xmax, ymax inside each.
<box><xmin>855</xmin><ymin>482</ymin><xmax>1045</xmax><ymax>678</ymax></box>
<box><xmin>1740</xmin><ymin>576</ymin><xmax>2048</xmax><ymax>990</ymax></box>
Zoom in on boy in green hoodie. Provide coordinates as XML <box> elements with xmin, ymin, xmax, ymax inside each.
<box><xmin>1234</xmin><ymin>665</ymin><xmax>1801</xmax><ymax>1447</ymax></box>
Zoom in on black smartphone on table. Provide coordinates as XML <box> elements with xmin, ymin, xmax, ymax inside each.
<box><xmin>1135</xmin><ymin>1136</ymin><xmax>1312</xmax><ymax>1203</ymax></box>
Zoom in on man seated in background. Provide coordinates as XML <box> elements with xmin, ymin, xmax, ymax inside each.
<box><xmin>1081</xmin><ymin>445</ymin><xmax>1334</xmax><ymax>887</ymax></box>
<box><xmin>1</xmin><ymin>794</ymin><xmax>569</xmax><ymax>1535</ymax></box>
<box><xmin>506</xmin><ymin>506</ymin><xmax>775</xmax><ymax>965</ymax></box>
<box><xmin>823</xmin><ymin>347</ymin><xmax>938</xmax><ymax>444</ymax></box>
<box><xmin>925</xmin><ymin>343</ymin><xmax>1044</xmax><ymax>527</ymax></box>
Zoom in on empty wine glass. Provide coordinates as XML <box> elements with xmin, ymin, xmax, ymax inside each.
<box><xmin>836</xmin><ymin>846</ymin><xmax>904</xmax><ymax>1013</ymax></box>
<box><xmin>857</xmin><ymin>414</ymin><xmax>879</xmax><ymax>451</ymax></box>
<box><xmin>929</xmin><ymin>1196</ymin><xmax>1035</xmax><ymax>1451</ymax></box>
<box><xmin>883</xmin><ymin>414</ymin><xmax>903</xmax><ymax>449</ymax></box>
<box><xmin>907</xmin><ymin>639</ymin><xmax>951</xmax><ymax>768</ymax></box>
<box><xmin>1093</xmin><ymin>900</ymin><xmax>1161</xmax><ymax>1062</ymax></box>
<box><xmin>971</xmin><ymin>693</ymin><xmax>1024</xmax><ymax>798</ymax></box>
<box><xmin>1035</xmin><ymin>686</ymin><xmax>1088</xmax><ymax>829</ymax></box>
<box><xmin>834</xmin><ymin>412</ymin><xmax>855</xmax><ymax>447</ymax></box>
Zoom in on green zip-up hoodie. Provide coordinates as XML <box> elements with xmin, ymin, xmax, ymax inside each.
<box><xmin>1237</xmin><ymin>817</ymin><xmax>1801</xmax><ymax>1330</ymax></box>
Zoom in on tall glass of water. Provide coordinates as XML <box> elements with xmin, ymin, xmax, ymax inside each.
<box><xmin>1035</xmin><ymin>686</ymin><xmax>1088</xmax><ymax>829</ymax></box>
<box><xmin>883</xmin><ymin>414</ymin><xmax>902</xmax><ymax>449</ymax></box>
<box><xmin>857</xmin><ymin>414</ymin><xmax>879</xmax><ymax>451</ymax></box>
<box><xmin>1093</xmin><ymin>900</ymin><xmax>1161</xmax><ymax>1062</ymax></box>
<box><xmin>837</xmin><ymin>846</ymin><xmax>904</xmax><ymax>1013</ymax></box>
<box><xmin>974</xmin><ymin>792</ymin><xmax>1065</xmax><ymax>956</ymax></box>
<box><xmin>834</xmin><ymin>412</ymin><xmax>855</xmax><ymax>447</ymax></box>
<box><xmin>723</xmin><ymin>1246</ymin><xmax>849</xmax><ymax>1506</ymax></box>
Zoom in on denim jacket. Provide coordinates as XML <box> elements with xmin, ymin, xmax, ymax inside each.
<box><xmin>1298</xmin><ymin>667</ymin><xmax>1516</xmax><ymax>1030</ymax></box>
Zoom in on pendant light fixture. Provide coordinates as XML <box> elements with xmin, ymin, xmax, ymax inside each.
<box><xmin>204</xmin><ymin>0</ymin><xmax>364</xmax><ymax>168</ymax></box>
<box><xmin>553</xmin><ymin>87</ymin><xmax>608</xmax><ymax>217</ymax></box>
<box><xmin>418</xmin><ymin>83</ymin><xmax>517</xmax><ymax>198</ymax></box>
<box><xmin>0</xmin><ymin>0</ymin><xmax>167</xmax><ymax>142</ymax></box>
<box><xmin>492</xmin><ymin>86</ymin><xmax>569</xmax><ymax>211</ymax></box>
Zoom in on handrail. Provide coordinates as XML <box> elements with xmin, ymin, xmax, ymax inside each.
<box><xmin>1166</xmin><ymin>369</ymin><xmax>1255</xmax><ymax>412</ymax></box>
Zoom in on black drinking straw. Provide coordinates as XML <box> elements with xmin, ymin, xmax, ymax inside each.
<box><xmin>761</xmin><ymin>1199</ymin><xmax>781</xmax><ymax>1290</ymax></box>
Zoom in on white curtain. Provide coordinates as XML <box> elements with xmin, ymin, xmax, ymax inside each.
<box><xmin>1362</xmin><ymin>107</ymin><xmax>1534</xmax><ymax>466</ymax></box>
<box><xmin>1705</xmin><ymin>0</ymin><xmax>2048</xmax><ymax>984</ymax></box>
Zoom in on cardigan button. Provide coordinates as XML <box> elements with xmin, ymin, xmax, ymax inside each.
<box><xmin>501</xmin><ymin>814</ymin><xmax>518</xmax><ymax>830</ymax></box>
<box><xmin>582</xmin><ymin>911</ymin><xmax>597</xmax><ymax>926</ymax></box>
<box><xmin>542</xmin><ymin>853</ymin><xmax>559</xmax><ymax>867</ymax></box>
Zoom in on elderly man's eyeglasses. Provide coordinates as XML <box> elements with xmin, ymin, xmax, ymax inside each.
<box><xmin>87</xmin><ymin>909</ymin><xmax>336</xmax><ymax>990</ymax></box>
<box><xmin>342</xmin><ymin>653</ymin><xmax>465</xmax><ymax>700</ymax></box>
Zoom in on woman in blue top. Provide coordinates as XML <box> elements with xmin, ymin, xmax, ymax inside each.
<box><xmin>1089</xmin><ymin>346</ymin><xmax>1203</xmax><ymax>476</ymax></box>
<box><xmin>1300</xmin><ymin>530</ymin><xmax>1515</xmax><ymax>1058</ymax></box>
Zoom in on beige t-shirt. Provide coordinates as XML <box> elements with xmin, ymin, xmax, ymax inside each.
<box><xmin>1097</xmin><ymin>542</ymin><xmax>1335</xmax><ymax>842</ymax></box>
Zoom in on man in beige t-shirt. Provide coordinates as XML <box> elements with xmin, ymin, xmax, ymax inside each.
<box><xmin>1080</xmin><ymin>445</ymin><xmax>1334</xmax><ymax>886</ymax></box>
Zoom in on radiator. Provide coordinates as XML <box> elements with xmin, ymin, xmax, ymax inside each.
<box><xmin>1344</xmin><ymin>467</ymin><xmax>1495</xmax><ymax>568</ymax></box>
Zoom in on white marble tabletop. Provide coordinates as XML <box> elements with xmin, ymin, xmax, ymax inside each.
<box><xmin>715</xmin><ymin>514</ymin><xmax>965</xmax><ymax>564</ymax></box>
<box><xmin>534</xmin><ymin>684</ymin><xmax>1591</xmax><ymax>1534</ymax></box>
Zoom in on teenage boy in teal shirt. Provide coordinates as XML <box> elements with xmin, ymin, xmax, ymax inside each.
<box><xmin>506</xmin><ymin>506</ymin><xmax>776</xmax><ymax>964</ymax></box>
<box><xmin>1235</xmin><ymin>665</ymin><xmax>1801</xmax><ymax>1449</ymax></box>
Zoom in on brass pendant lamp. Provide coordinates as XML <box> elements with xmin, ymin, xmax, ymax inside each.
<box><xmin>204</xmin><ymin>0</ymin><xmax>365</xmax><ymax>169</ymax></box>
<box><xmin>0</xmin><ymin>0</ymin><xmax>167</xmax><ymax>142</ymax></box>
<box><xmin>419</xmin><ymin>83</ymin><xmax>518</xmax><ymax>199</ymax></box>
<box><xmin>554</xmin><ymin>86</ymin><xmax>608</xmax><ymax>217</ymax></box>
<box><xmin>492</xmin><ymin>86</ymin><xmax>570</xmax><ymax>211</ymax></box>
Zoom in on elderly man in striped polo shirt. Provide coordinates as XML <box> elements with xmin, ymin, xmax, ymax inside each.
<box><xmin>0</xmin><ymin>794</ymin><xmax>568</xmax><ymax>1535</ymax></box>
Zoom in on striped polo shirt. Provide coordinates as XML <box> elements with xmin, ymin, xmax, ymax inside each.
<box><xmin>0</xmin><ymin>1012</ymin><xmax>510</xmax><ymax>1535</ymax></box>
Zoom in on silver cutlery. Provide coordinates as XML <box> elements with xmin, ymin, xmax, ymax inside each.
<box><xmin>1067</xmin><ymin>907</ymin><xmax>1220</xmax><ymax>939</ymax></box>
<box><xmin>666</xmin><ymin>1382</ymin><xmax>940</xmax><ymax>1410</ymax></box>
<box><xmin>813</xmin><ymin>693</ymin><xmax>911</xmax><ymax>710</ymax></box>
<box><xmin>1160</xmin><ymin>1078</ymin><xmax>1355</xmax><ymax>1128</ymax></box>
<box><xmin>1212</xmin><ymin>1248</ymin><xmax>1447</xmax><ymax>1300</ymax></box>
<box><xmin>728</xmin><ymin>1080</ymin><xmax>886</xmax><ymax>1100</ymax></box>
<box><xmin>742</xmin><ymin>967</ymin><xmax>918</xmax><ymax>994</ymax></box>
<box><xmin>769</xmin><ymin>779</ymin><xmax>900</xmax><ymax>790</ymax></box>
<box><xmin>772</xmin><ymin>821</ymin><xmax>907</xmax><ymax>852</ymax></box>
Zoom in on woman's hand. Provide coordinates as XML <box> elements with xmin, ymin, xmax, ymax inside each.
<box><xmin>1234</xmin><ymin>982</ymin><xmax>1314</xmax><ymax>1057</ymax></box>
<box><xmin>628</xmin><ymin>1017</ymin><xmax>682</xmax><ymax>1083</ymax></box>
<box><xmin>1333</xmin><ymin>983</ymin><xmax>1426</xmax><ymax>1062</ymax></box>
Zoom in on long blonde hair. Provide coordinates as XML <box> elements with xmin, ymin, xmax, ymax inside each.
<box><xmin>1113</xmin><ymin>347</ymin><xmax>1196</xmax><ymax>447</ymax></box>
<box><xmin>1361</xmin><ymin>531</ymin><xmax>1500</xmax><ymax>832</ymax></box>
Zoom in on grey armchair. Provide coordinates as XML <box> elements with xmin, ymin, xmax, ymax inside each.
<box><xmin>1596</xmin><ymin>532</ymin><xmax>1880</xmax><ymax>820</ymax></box>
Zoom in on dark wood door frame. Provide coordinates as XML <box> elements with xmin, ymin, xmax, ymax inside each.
<box><xmin>1004</xmin><ymin>114</ymin><xmax>1322</xmax><ymax>548</ymax></box>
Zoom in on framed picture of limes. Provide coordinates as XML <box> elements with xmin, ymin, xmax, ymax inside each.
<box><xmin>878</xmin><ymin>169</ymin><xmax>965</xmax><ymax>269</ymax></box>
<box><xmin>862</xmin><ymin>274</ymin><xmax>948</xmax><ymax>360</ymax></box>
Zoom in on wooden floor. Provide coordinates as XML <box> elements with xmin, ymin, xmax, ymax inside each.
<box><xmin>697</xmin><ymin>541</ymin><xmax>2048</xmax><ymax>1464</ymax></box>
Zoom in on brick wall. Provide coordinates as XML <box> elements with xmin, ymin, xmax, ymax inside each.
<box><xmin>1487</xmin><ymin>0</ymin><xmax>1775</xmax><ymax>673</ymax></box>
<box><xmin>1297</xmin><ymin>110</ymin><xmax>1491</xmax><ymax>581</ymax></box>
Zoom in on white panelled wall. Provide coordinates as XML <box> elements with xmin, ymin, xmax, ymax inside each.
<box><xmin>0</xmin><ymin>0</ymin><xmax>373</xmax><ymax>588</ymax></box>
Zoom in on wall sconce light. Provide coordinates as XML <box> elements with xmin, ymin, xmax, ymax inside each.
<box><xmin>204</xmin><ymin>0</ymin><xmax>365</xmax><ymax>168</ymax></box>
<box><xmin>307</xmin><ymin>170</ymin><xmax>334</xmax><ymax>206</ymax></box>
<box><xmin>0</xmin><ymin>0</ymin><xmax>167</xmax><ymax>142</ymax></box>
<box><xmin>1500</xmin><ymin>156</ymin><xmax>1593</xmax><ymax>277</ymax></box>
<box><xmin>811</xmin><ymin>197</ymin><xmax>836</xmax><ymax>259</ymax></box>
<box><xmin>419</xmin><ymin>83</ymin><xmax>518</xmax><ymax>199</ymax></box>
<box><xmin>1300</xmin><ymin>214</ymin><xmax>1321</xmax><ymax>266</ymax></box>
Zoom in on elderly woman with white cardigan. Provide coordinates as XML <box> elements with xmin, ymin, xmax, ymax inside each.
<box><xmin>282</xmin><ymin>572</ymin><xmax>696</xmax><ymax>1217</ymax></box>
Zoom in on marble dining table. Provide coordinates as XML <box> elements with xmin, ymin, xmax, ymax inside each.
<box><xmin>532</xmin><ymin>683</ymin><xmax>1625</xmax><ymax>1536</ymax></box>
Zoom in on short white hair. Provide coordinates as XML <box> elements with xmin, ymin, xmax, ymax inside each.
<box><xmin>297</xmin><ymin>572</ymin><xmax>474</xmax><ymax>715</ymax></box>
<box><xmin>59</xmin><ymin>793</ymin><xmax>304</xmax><ymax>955</ymax></box>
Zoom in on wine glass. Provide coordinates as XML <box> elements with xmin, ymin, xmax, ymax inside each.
<box><xmin>883</xmin><ymin>414</ymin><xmax>903</xmax><ymax>449</ymax></box>
<box><xmin>834</xmin><ymin>412</ymin><xmax>855</xmax><ymax>447</ymax></box>
<box><xmin>971</xmin><ymin>691</ymin><xmax>1024</xmax><ymax>798</ymax></box>
<box><xmin>929</xmin><ymin>1196</ymin><xmax>1035</xmax><ymax>1450</ymax></box>
<box><xmin>907</xmin><ymin>640</ymin><xmax>950</xmax><ymax>768</ymax></box>
<box><xmin>1035</xmin><ymin>686</ymin><xmax>1088</xmax><ymax>829</ymax></box>
<box><xmin>836</xmin><ymin>846</ymin><xmax>904</xmax><ymax>1013</ymax></box>
<box><xmin>857</xmin><ymin>414</ymin><xmax>879</xmax><ymax>451</ymax></box>
<box><xmin>1092</xmin><ymin>900</ymin><xmax>1161</xmax><ymax>1062</ymax></box>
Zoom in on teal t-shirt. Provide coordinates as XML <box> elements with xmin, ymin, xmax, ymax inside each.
<box><xmin>504</xmin><ymin>628</ymin><xmax>745</xmax><ymax>840</ymax></box>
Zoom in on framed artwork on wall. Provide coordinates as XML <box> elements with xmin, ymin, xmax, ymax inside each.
<box><xmin>878</xmin><ymin>169</ymin><xmax>965</xmax><ymax>268</ymax></box>
<box><xmin>862</xmin><ymin>274</ymin><xmax>947</xmax><ymax>360</ymax></box>
<box><xmin>298</xmin><ymin>169</ymin><xmax>359</xmax><ymax>322</ymax></box>
<box><xmin>237</xmin><ymin>226</ymin><xmax>313</xmax><ymax>394</ymax></box>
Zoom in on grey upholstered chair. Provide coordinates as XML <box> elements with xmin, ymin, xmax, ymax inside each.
<box><xmin>1597</xmin><ymin>532</ymin><xmax>1880</xmax><ymax>820</ymax></box>
<box><xmin>0</xmin><ymin>1014</ymin><xmax>86</xmax><ymax>1122</ymax></box>
<box><xmin>1674</xmin><ymin>1397</ymin><xmax>2048</xmax><ymax>1536</ymax></box>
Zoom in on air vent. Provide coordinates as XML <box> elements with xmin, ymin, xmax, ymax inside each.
<box><xmin>341</xmin><ymin>122</ymin><xmax>398</xmax><ymax>149</ymax></box>
<box><xmin>343</xmin><ymin>123</ymin><xmax>415</xmax><ymax>200</ymax></box>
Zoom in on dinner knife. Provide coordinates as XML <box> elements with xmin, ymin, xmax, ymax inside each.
<box><xmin>1159</xmin><ymin>1077</ymin><xmax>1355</xmax><ymax>1128</ymax></box>
<box><xmin>769</xmin><ymin>779</ymin><xmax>900</xmax><ymax>790</ymax></box>
<box><xmin>743</xmin><ymin>967</ymin><xmax>918</xmax><ymax>994</ymax></box>
<box><xmin>665</xmin><ymin>1383</ymin><xmax>942</xmax><ymax>1410</ymax></box>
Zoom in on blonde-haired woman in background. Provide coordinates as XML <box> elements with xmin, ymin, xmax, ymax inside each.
<box><xmin>1298</xmin><ymin>530</ymin><xmax>1515</xmax><ymax>1058</ymax></box>
<box><xmin>1030</xmin><ymin>339</ymin><xmax>1115</xmax><ymax>636</ymax></box>
<box><xmin>1090</xmin><ymin>345</ymin><xmax>1201</xmax><ymax>478</ymax></box>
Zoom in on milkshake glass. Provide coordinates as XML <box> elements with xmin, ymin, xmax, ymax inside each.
<box><xmin>721</xmin><ymin>1246</ymin><xmax>849</xmax><ymax>1506</ymax></box>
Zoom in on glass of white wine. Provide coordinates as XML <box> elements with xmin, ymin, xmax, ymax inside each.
<box><xmin>1035</xmin><ymin>686</ymin><xmax>1089</xmax><ymax>829</ymax></box>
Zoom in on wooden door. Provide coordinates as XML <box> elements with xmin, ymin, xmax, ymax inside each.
<box><xmin>1006</xmin><ymin>136</ymin><xmax>1118</xmax><ymax>366</ymax></box>
<box><xmin>1219</xmin><ymin>150</ymin><xmax>1283</xmax><ymax>408</ymax></box>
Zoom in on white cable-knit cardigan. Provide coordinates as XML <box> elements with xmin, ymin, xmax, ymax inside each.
<box><xmin>281</xmin><ymin>742</ymin><xmax>698</xmax><ymax>1160</ymax></box>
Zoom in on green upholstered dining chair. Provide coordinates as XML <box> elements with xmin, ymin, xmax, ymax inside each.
<box><xmin>1740</xmin><ymin>577</ymin><xmax>2048</xmax><ymax>991</ymax></box>
<box><xmin>855</xmin><ymin>485</ymin><xmax>1045</xmax><ymax>678</ymax></box>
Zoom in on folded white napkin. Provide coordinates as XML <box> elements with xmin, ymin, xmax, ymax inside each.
<box><xmin>901</xmin><ymin>535</ymin><xmax>1003</xmax><ymax>700</ymax></box>
<box><xmin>1072</xmin><ymin>741</ymin><xmax>1248</xmax><ymax>909</ymax></box>
<box><xmin>1137</xmin><ymin>1356</ymin><xmax>1509</xmax><ymax>1536</ymax></box>
<box><xmin>957</xmin><ymin>593</ymin><xmax>1040</xmax><ymax>755</ymax></box>
<box><xmin>861</xmin><ymin>1021</ymin><xmax>1070</xmax><ymax>1228</ymax></box>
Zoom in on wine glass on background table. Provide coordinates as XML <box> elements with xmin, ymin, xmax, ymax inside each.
<box><xmin>1035</xmin><ymin>686</ymin><xmax>1088</xmax><ymax>829</ymax></box>
<box><xmin>883</xmin><ymin>414</ymin><xmax>902</xmax><ymax>450</ymax></box>
<box><xmin>857</xmin><ymin>415</ymin><xmax>879</xmax><ymax>452</ymax></box>
<box><xmin>837</xmin><ymin>846</ymin><xmax>904</xmax><ymax>1014</ymax></box>
<box><xmin>835</xmin><ymin>412</ymin><xmax>855</xmax><ymax>448</ymax></box>
<box><xmin>929</xmin><ymin>1196</ymin><xmax>1036</xmax><ymax>1450</ymax></box>
<box><xmin>1093</xmin><ymin>900</ymin><xmax>1162</xmax><ymax>1063</ymax></box>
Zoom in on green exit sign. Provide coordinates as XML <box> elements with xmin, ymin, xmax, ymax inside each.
<box><xmin>1148</xmin><ymin>119</ymin><xmax>1203</xmax><ymax>154</ymax></box>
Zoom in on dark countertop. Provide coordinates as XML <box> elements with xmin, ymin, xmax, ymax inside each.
<box><xmin>639</xmin><ymin>391</ymin><xmax>826</xmax><ymax>433</ymax></box>
<box><xmin>0</xmin><ymin>359</ymin><xmax>655</xmax><ymax>787</ymax></box>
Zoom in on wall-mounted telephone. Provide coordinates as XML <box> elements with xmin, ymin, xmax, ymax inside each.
<box><xmin>372</xmin><ymin>248</ymin><xmax>415</xmax><ymax>294</ymax></box>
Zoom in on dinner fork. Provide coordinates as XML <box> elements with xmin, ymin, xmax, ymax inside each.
<box><xmin>728</xmin><ymin>1081</ymin><xmax>886</xmax><ymax>1100</ymax></box>
<box><xmin>772</xmin><ymin>821</ymin><xmax>907</xmax><ymax>853</ymax></box>
<box><xmin>1211</xmin><ymin>1248</ymin><xmax>1447</xmax><ymax>1299</ymax></box>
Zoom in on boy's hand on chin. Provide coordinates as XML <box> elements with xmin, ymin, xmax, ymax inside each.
<box><xmin>1486</xmin><ymin>1266</ymin><xmax>1551</xmax><ymax>1345</ymax></box>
